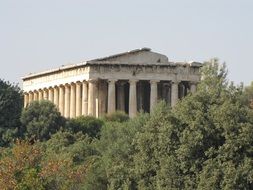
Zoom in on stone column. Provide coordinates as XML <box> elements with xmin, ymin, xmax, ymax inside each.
<box><xmin>107</xmin><ymin>79</ymin><xmax>117</xmax><ymax>114</ymax></box>
<box><xmin>129</xmin><ymin>80</ymin><xmax>137</xmax><ymax>118</ymax></box>
<box><xmin>76</xmin><ymin>81</ymin><xmax>82</xmax><ymax>117</ymax></box>
<box><xmin>150</xmin><ymin>80</ymin><xmax>159</xmax><ymax>111</ymax></box>
<box><xmin>38</xmin><ymin>90</ymin><xmax>43</xmax><ymax>101</ymax></box>
<box><xmin>53</xmin><ymin>86</ymin><xmax>59</xmax><ymax>107</ymax></box>
<box><xmin>28</xmin><ymin>92</ymin><xmax>33</xmax><ymax>104</ymax></box>
<box><xmin>190</xmin><ymin>82</ymin><xmax>197</xmax><ymax>93</ymax></box>
<box><xmin>171</xmin><ymin>81</ymin><xmax>179</xmax><ymax>107</ymax></box>
<box><xmin>48</xmin><ymin>87</ymin><xmax>54</xmax><ymax>102</ymax></box>
<box><xmin>43</xmin><ymin>89</ymin><xmax>48</xmax><ymax>100</ymax></box>
<box><xmin>117</xmin><ymin>82</ymin><xmax>125</xmax><ymax>112</ymax></box>
<box><xmin>82</xmin><ymin>81</ymin><xmax>88</xmax><ymax>116</ymax></box>
<box><xmin>64</xmin><ymin>84</ymin><xmax>70</xmax><ymax>118</ymax></box>
<box><xmin>24</xmin><ymin>93</ymin><xmax>29</xmax><ymax>107</ymax></box>
<box><xmin>70</xmin><ymin>83</ymin><xmax>76</xmax><ymax>118</ymax></box>
<box><xmin>33</xmin><ymin>91</ymin><xmax>38</xmax><ymax>101</ymax></box>
<box><xmin>98</xmin><ymin>81</ymin><xmax>107</xmax><ymax>117</ymax></box>
<box><xmin>59</xmin><ymin>85</ymin><xmax>65</xmax><ymax>116</ymax></box>
<box><xmin>88</xmin><ymin>80</ymin><xmax>97</xmax><ymax>116</ymax></box>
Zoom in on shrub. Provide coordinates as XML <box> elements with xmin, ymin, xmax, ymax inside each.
<box><xmin>66</xmin><ymin>116</ymin><xmax>103</xmax><ymax>138</ymax></box>
<box><xmin>103</xmin><ymin>111</ymin><xmax>129</xmax><ymax>123</ymax></box>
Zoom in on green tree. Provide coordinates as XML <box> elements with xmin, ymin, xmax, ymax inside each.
<box><xmin>20</xmin><ymin>100</ymin><xmax>65</xmax><ymax>141</ymax></box>
<box><xmin>241</xmin><ymin>81</ymin><xmax>253</xmax><ymax>108</ymax></box>
<box><xmin>0</xmin><ymin>79</ymin><xmax>23</xmax><ymax>146</ymax></box>
<box><xmin>103</xmin><ymin>111</ymin><xmax>129</xmax><ymax>123</ymax></box>
<box><xmin>132</xmin><ymin>102</ymin><xmax>179</xmax><ymax>190</ymax></box>
<box><xmin>129</xmin><ymin>60</ymin><xmax>253</xmax><ymax>189</ymax></box>
<box><xmin>65</xmin><ymin>116</ymin><xmax>103</xmax><ymax>138</ymax></box>
<box><xmin>42</xmin><ymin>131</ymin><xmax>96</xmax><ymax>190</ymax></box>
<box><xmin>159</xmin><ymin>60</ymin><xmax>253</xmax><ymax>189</ymax></box>
<box><xmin>91</xmin><ymin>113</ymin><xmax>149</xmax><ymax>190</ymax></box>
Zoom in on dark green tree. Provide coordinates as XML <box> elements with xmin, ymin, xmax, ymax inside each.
<box><xmin>0</xmin><ymin>79</ymin><xmax>23</xmax><ymax>146</ymax></box>
<box><xmin>65</xmin><ymin>116</ymin><xmax>103</xmax><ymax>138</ymax></box>
<box><xmin>20</xmin><ymin>100</ymin><xmax>65</xmax><ymax>141</ymax></box>
<box><xmin>84</xmin><ymin>113</ymin><xmax>149</xmax><ymax>190</ymax></box>
<box><xmin>130</xmin><ymin>60</ymin><xmax>253</xmax><ymax>189</ymax></box>
<box><xmin>159</xmin><ymin>60</ymin><xmax>253</xmax><ymax>189</ymax></box>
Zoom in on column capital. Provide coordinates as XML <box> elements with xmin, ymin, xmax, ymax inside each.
<box><xmin>88</xmin><ymin>79</ymin><xmax>98</xmax><ymax>84</ymax></box>
<box><xmin>76</xmin><ymin>81</ymin><xmax>82</xmax><ymax>85</ymax></box>
<box><xmin>150</xmin><ymin>80</ymin><xmax>160</xmax><ymax>84</ymax></box>
<box><xmin>108</xmin><ymin>79</ymin><xmax>117</xmax><ymax>83</ymax></box>
<box><xmin>172</xmin><ymin>80</ymin><xmax>180</xmax><ymax>85</ymax></box>
<box><xmin>129</xmin><ymin>79</ymin><xmax>138</xmax><ymax>84</ymax></box>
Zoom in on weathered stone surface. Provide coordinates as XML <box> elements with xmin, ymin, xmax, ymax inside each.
<box><xmin>22</xmin><ymin>48</ymin><xmax>202</xmax><ymax>118</ymax></box>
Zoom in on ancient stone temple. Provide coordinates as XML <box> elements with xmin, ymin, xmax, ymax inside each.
<box><xmin>22</xmin><ymin>48</ymin><xmax>202</xmax><ymax>118</ymax></box>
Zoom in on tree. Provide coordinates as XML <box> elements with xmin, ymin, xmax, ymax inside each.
<box><xmin>241</xmin><ymin>81</ymin><xmax>253</xmax><ymax>108</ymax></box>
<box><xmin>0</xmin><ymin>140</ymin><xmax>44</xmax><ymax>189</ymax></box>
<box><xmin>65</xmin><ymin>116</ymin><xmax>103</xmax><ymax>138</ymax></box>
<box><xmin>0</xmin><ymin>79</ymin><xmax>23</xmax><ymax>146</ymax></box>
<box><xmin>91</xmin><ymin>113</ymin><xmax>149</xmax><ymax>189</ymax></box>
<box><xmin>128</xmin><ymin>60</ymin><xmax>253</xmax><ymax>189</ymax></box>
<box><xmin>20</xmin><ymin>100</ymin><xmax>65</xmax><ymax>141</ymax></box>
<box><xmin>158</xmin><ymin>60</ymin><xmax>253</xmax><ymax>189</ymax></box>
<box><xmin>42</xmin><ymin>131</ymin><xmax>95</xmax><ymax>190</ymax></box>
<box><xmin>103</xmin><ymin>111</ymin><xmax>129</xmax><ymax>123</ymax></box>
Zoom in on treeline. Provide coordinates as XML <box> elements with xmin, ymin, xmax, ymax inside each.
<box><xmin>0</xmin><ymin>60</ymin><xmax>253</xmax><ymax>190</ymax></box>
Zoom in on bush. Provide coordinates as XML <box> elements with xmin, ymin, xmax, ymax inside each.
<box><xmin>66</xmin><ymin>116</ymin><xmax>103</xmax><ymax>138</ymax></box>
<box><xmin>103</xmin><ymin>111</ymin><xmax>129</xmax><ymax>123</ymax></box>
<box><xmin>20</xmin><ymin>100</ymin><xmax>65</xmax><ymax>141</ymax></box>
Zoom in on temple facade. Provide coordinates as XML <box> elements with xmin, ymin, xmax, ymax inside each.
<box><xmin>22</xmin><ymin>48</ymin><xmax>202</xmax><ymax>118</ymax></box>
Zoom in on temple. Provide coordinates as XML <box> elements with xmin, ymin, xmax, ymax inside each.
<box><xmin>22</xmin><ymin>48</ymin><xmax>202</xmax><ymax>118</ymax></box>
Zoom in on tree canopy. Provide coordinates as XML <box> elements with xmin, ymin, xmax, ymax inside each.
<box><xmin>0</xmin><ymin>79</ymin><xmax>23</xmax><ymax>146</ymax></box>
<box><xmin>20</xmin><ymin>100</ymin><xmax>65</xmax><ymax>141</ymax></box>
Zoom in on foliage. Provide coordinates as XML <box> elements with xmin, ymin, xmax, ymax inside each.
<box><xmin>103</xmin><ymin>111</ymin><xmax>130</xmax><ymax>123</ymax></box>
<box><xmin>41</xmin><ymin>131</ymin><xmax>98</xmax><ymax>190</ymax></box>
<box><xmin>20</xmin><ymin>100</ymin><xmax>65</xmax><ymax>141</ymax></box>
<box><xmin>242</xmin><ymin>81</ymin><xmax>253</xmax><ymax>108</ymax></box>
<box><xmin>0</xmin><ymin>140</ymin><xmax>43</xmax><ymax>190</ymax></box>
<box><xmin>0</xmin><ymin>79</ymin><xmax>23</xmax><ymax>146</ymax></box>
<box><xmin>91</xmin><ymin>113</ymin><xmax>149</xmax><ymax>189</ymax></box>
<box><xmin>65</xmin><ymin>116</ymin><xmax>103</xmax><ymax>138</ymax></box>
<box><xmin>157</xmin><ymin>60</ymin><xmax>253</xmax><ymax>189</ymax></box>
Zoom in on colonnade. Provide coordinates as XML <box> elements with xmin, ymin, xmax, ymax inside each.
<box><xmin>24</xmin><ymin>79</ymin><xmax>197</xmax><ymax>118</ymax></box>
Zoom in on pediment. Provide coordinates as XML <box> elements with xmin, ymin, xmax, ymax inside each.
<box><xmin>89</xmin><ymin>48</ymin><xmax>169</xmax><ymax>64</ymax></box>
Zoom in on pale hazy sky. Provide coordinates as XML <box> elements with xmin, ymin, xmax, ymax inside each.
<box><xmin>0</xmin><ymin>0</ymin><xmax>252</xmax><ymax>87</ymax></box>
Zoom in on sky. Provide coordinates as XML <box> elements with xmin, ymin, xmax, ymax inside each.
<box><xmin>0</xmin><ymin>0</ymin><xmax>252</xmax><ymax>87</ymax></box>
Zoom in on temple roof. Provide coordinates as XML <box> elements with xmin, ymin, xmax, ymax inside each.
<box><xmin>22</xmin><ymin>48</ymin><xmax>202</xmax><ymax>80</ymax></box>
<box><xmin>90</xmin><ymin>47</ymin><xmax>151</xmax><ymax>62</ymax></box>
